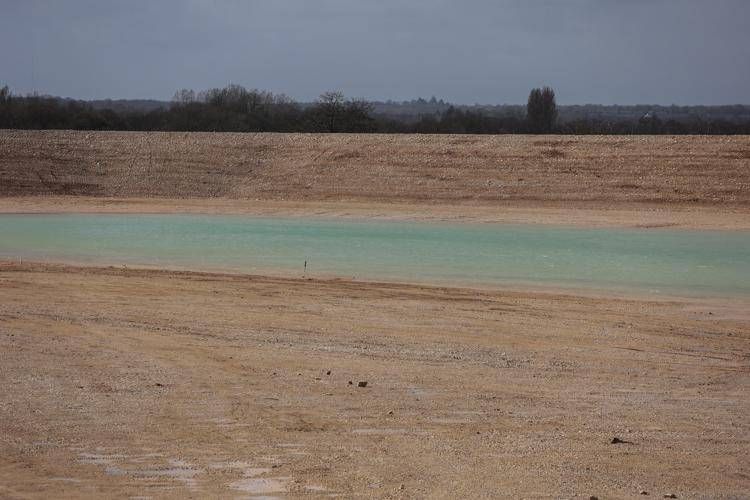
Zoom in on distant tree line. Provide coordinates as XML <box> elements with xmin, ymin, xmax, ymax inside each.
<box><xmin>2</xmin><ymin>84</ymin><xmax>749</xmax><ymax>134</ymax></box>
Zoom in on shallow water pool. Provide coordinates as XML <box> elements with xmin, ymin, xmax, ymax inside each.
<box><xmin>1</xmin><ymin>214</ymin><xmax>749</xmax><ymax>296</ymax></box>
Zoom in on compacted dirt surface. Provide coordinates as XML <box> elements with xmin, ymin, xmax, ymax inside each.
<box><xmin>0</xmin><ymin>263</ymin><xmax>748</xmax><ymax>498</ymax></box>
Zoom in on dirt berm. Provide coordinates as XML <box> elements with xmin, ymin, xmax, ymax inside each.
<box><xmin>2</xmin><ymin>130</ymin><xmax>749</xmax><ymax>205</ymax></box>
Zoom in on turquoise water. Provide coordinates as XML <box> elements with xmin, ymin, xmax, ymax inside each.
<box><xmin>1</xmin><ymin>214</ymin><xmax>749</xmax><ymax>296</ymax></box>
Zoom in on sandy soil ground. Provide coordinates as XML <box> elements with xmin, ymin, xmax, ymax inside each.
<box><xmin>2</xmin><ymin>131</ymin><xmax>749</xmax><ymax>204</ymax></box>
<box><xmin>2</xmin><ymin>131</ymin><xmax>749</xmax><ymax>497</ymax></box>
<box><xmin>3</xmin><ymin>130</ymin><xmax>749</xmax><ymax>229</ymax></box>
<box><xmin>1</xmin><ymin>263</ymin><xmax>748</xmax><ymax>498</ymax></box>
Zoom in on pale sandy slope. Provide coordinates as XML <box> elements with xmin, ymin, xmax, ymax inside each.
<box><xmin>1</xmin><ymin>131</ymin><xmax>749</xmax><ymax>228</ymax></box>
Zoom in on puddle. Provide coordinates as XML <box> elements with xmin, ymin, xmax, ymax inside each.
<box><xmin>209</xmin><ymin>460</ymin><xmax>274</xmax><ymax>481</ymax></box>
<box><xmin>77</xmin><ymin>452</ymin><xmax>203</xmax><ymax>489</ymax></box>
<box><xmin>76</xmin><ymin>451</ymin><xmax>296</xmax><ymax>494</ymax></box>
<box><xmin>352</xmin><ymin>428</ymin><xmax>425</xmax><ymax>435</ymax></box>
<box><xmin>432</xmin><ymin>410</ymin><xmax>483</xmax><ymax>425</ymax></box>
<box><xmin>407</xmin><ymin>387</ymin><xmax>432</xmax><ymax>398</ymax></box>
<box><xmin>229</xmin><ymin>477</ymin><xmax>290</xmax><ymax>494</ymax></box>
<box><xmin>77</xmin><ymin>453</ymin><xmax>127</xmax><ymax>465</ymax></box>
<box><xmin>133</xmin><ymin>468</ymin><xmax>198</xmax><ymax>479</ymax></box>
<box><xmin>105</xmin><ymin>466</ymin><xmax>127</xmax><ymax>476</ymax></box>
<box><xmin>133</xmin><ymin>459</ymin><xmax>202</xmax><ymax>488</ymax></box>
<box><xmin>209</xmin><ymin>460</ymin><xmax>256</xmax><ymax>470</ymax></box>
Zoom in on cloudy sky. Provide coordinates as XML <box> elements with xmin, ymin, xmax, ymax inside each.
<box><xmin>2</xmin><ymin>0</ymin><xmax>749</xmax><ymax>104</ymax></box>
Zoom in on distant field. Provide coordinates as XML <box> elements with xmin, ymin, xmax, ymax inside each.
<box><xmin>2</xmin><ymin>130</ymin><xmax>749</xmax><ymax>205</ymax></box>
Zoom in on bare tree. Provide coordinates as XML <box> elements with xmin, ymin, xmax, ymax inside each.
<box><xmin>316</xmin><ymin>91</ymin><xmax>346</xmax><ymax>132</ymax></box>
<box><xmin>172</xmin><ymin>88</ymin><xmax>196</xmax><ymax>106</ymax></box>
<box><xmin>312</xmin><ymin>91</ymin><xmax>376</xmax><ymax>132</ymax></box>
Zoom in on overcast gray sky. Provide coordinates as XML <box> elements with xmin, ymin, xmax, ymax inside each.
<box><xmin>2</xmin><ymin>0</ymin><xmax>749</xmax><ymax>104</ymax></box>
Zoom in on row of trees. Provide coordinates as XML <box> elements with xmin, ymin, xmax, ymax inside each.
<box><xmin>166</xmin><ymin>87</ymin><xmax>376</xmax><ymax>132</ymax></box>
<box><xmin>2</xmin><ymin>84</ymin><xmax>750</xmax><ymax>134</ymax></box>
<box><xmin>0</xmin><ymin>85</ymin><xmax>376</xmax><ymax>133</ymax></box>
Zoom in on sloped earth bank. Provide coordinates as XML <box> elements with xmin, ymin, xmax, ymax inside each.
<box><xmin>1</xmin><ymin>263</ymin><xmax>748</xmax><ymax>498</ymax></box>
<box><xmin>1</xmin><ymin>131</ymin><xmax>749</xmax><ymax>204</ymax></box>
<box><xmin>3</xmin><ymin>131</ymin><xmax>749</xmax><ymax>229</ymax></box>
